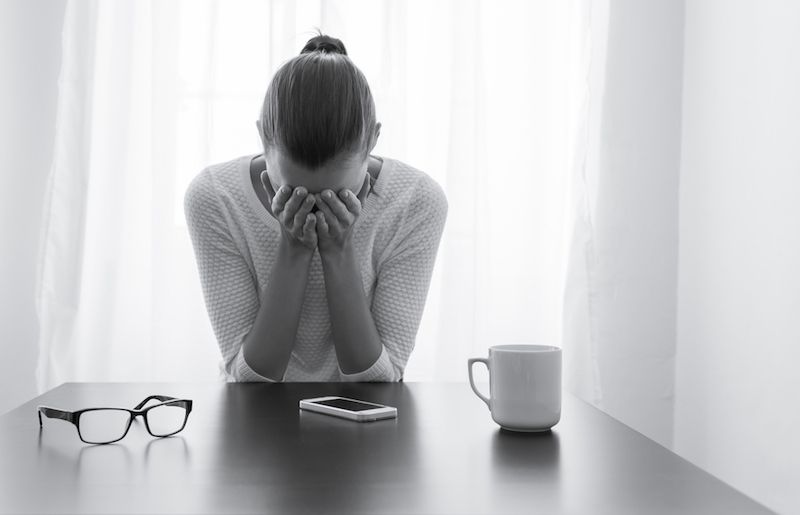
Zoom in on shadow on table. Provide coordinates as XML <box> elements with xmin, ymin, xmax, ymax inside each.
<box><xmin>491</xmin><ymin>427</ymin><xmax>561</xmax><ymax>480</ymax></box>
<box><xmin>36</xmin><ymin>418</ymin><xmax>191</xmax><ymax>474</ymax></box>
<box><xmin>29</xmin><ymin>418</ymin><xmax>192</xmax><ymax>513</ymax></box>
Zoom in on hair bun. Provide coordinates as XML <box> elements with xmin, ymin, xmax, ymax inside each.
<box><xmin>301</xmin><ymin>34</ymin><xmax>347</xmax><ymax>56</ymax></box>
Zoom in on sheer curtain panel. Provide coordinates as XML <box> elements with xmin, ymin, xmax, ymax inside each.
<box><xmin>35</xmin><ymin>0</ymin><xmax>588</xmax><ymax>390</ymax></box>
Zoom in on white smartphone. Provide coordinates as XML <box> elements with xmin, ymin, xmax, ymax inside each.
<box><xmin>299</xmin><ymin>396</ymin><xmax>398</xmax><ymax>422</ymax></box>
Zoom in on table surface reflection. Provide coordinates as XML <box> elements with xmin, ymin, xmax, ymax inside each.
<box><xmin>0</xmin><ymin>382</ymin><xmax>770</xmax><ymax>514</ymax></box>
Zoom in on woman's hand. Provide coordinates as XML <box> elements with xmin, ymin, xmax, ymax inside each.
<box><xmin>264</xmin><ymin>177</ymin><xmax>318</xmax><ymax>253</ymax></box>
<box><xmin>313</xmin><ymin>188</ymin><xmax>362</xmax><ymax>254</ymax></box>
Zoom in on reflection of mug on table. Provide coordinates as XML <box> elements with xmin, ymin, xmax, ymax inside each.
<box><xmin>468</xmin><ymin>344</ymin><xmax>562</xmax><ymax>432</ymax></box>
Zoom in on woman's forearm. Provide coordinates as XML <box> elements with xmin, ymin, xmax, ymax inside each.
<box><xmin>241</xmin><ymin>240</ymin><xmax>314</xmax><ymax>381</ymax></box>
<box><xmin>320</xmin><ymin>246</ymin><xmax>383</xmax><ymax>374</ymax></box>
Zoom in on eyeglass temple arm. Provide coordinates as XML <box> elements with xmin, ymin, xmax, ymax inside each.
<box><xmin>37</xmin><ymin>406</ymin><xmax>74</xmax><ymax>427</ymax></box>
<box><xmin>133</xmin><ymin>395</ymin><xmax>180</xmax><ymax>410</ymax></box>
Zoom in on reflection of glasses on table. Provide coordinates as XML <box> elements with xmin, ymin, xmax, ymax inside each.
<box><xmin>37</xmin><ymin>395</ymin><xmax>193</xmax><ymax>445</ymax></box>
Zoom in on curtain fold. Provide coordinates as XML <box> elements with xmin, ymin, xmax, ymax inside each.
<box><xmin>35</xmin><ymin>0</ymin><xmax>99</xmax><ymax>391</ymax></box>
<box><xmin>562</xmin><ymin>0</ymin><xmax>683</xmax><ymax>449</ymax></box>
<box><xmin>562</xmin><ymin>0</ymin><xmax>608</xmax><ymax>409</ymax></box>
<box><xmin>35</xmin><ymin>0</ymin><xmax>592</xmax><ymax>391</ymax></box>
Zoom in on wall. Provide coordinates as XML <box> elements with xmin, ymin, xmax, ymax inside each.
<box><xmin>676</xmin><ymin>1</ymin><xmax>800</xmax><ymax>513</ymax></box>
<box><xmin>0</xmin><ymin>0</ymin><xmax>67</xmax><ymax>415</ymax></box>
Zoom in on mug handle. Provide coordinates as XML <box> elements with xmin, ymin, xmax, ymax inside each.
<box><xmin>468</xmin><ymin>358</ymin><xmax>491</xmax><ymax>409</ymax></box>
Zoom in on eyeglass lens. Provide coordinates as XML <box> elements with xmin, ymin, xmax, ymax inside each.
<box><xmin>79</xmin><ymin>409</ymin><xmax>132</xmax><ymax>444</ymax></box>
<box><xmin>147</xmin><ymin>402</ymin><xmax>189</xmax><ymax>436</ymax></box>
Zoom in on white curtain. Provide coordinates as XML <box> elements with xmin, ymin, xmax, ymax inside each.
<box><xmin>35</xmin><ymin>0</ymin><xmax>596</xmax><ymax>391</ymax></box>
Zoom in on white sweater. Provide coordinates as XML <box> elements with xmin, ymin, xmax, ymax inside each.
<box><xmin>184</xmin><ymin>153</ymin><xmax>448</xmax><ymax>382</ymax></box>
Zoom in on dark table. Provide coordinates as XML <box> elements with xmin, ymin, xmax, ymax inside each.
<box><xmin>0</xmin><ymin>382</ymin><xmax>772</xmax><ymax>514</ymax></box>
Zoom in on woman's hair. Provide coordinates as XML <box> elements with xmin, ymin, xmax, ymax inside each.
<box><xmin>259</xmin><ymin>30</ymin><xmax>377</xmax><ymax>170</ymax></box>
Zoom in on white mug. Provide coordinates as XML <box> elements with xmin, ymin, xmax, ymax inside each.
<box><xmin>468</xmin><ymin>344</ymin><xmax>562</xmax><ymax>432</ymax></box>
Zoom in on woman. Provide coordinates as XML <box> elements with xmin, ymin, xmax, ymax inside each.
<box><xmin>184</xmin><ymin>32</ymin><xmax>448</xmax><ymax>382</ymax></box>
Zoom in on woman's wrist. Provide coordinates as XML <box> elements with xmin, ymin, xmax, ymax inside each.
<box><xmin>280</xmin><ymin>237</ymin><xmax>315</xmax><ymax>260</ymax></box>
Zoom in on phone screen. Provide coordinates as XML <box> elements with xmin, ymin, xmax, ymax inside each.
<box><xmin>312</xmin><ymin>398</ymin><xmax>383</xmax><ymax>412</ymax></box>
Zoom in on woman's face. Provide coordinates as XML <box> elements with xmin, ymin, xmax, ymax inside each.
<box><xmin>265</xmin><ymin>149</ymin><xmax>368</xmax><ymax>199</ymax></box>
<box><xmin>255</xmin><ymin>120</ymin><xmax>381</xmax><ymax>210</ymax></box>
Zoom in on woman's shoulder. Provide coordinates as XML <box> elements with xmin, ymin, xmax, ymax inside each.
<box><xmin>382</xmin><ymin>157</ymin><xmax>448</xmax><ymax>213</ymax></box>
<box><xmin>186</xmin><ymin>154</ymin><xmax>244</xmax><ymax>190</ymax></box>
<box><xmin>183</xmin><ymin>166</ymin><xmax>217</xmax><ymax>219</ymax></box>
<box><xmin>374</xmin><ymin>159</ymin><xmax>448</xmax><ymax>266</ymax></box>
<box><xmin>184</xmin><ymin>154</ymin><xmax>250</xmax><ymax>222</ymax></box>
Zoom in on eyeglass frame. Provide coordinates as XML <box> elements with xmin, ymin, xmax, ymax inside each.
<box><xmin>37</xmin><ymin>395</ymin><xmax>193</xmax><ymax>445</ymax></box>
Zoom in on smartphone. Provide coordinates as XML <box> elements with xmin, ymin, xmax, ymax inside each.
<box><xmin>299</xmin><ymin>396</ymin><xmax>397</xmax><ymax>422</ymax></box>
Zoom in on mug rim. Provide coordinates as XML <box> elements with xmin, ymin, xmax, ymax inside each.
<box><xmin>491</xmin><ymin>344</ymin><xmax>560</xmax><ymax>353</ymax></box>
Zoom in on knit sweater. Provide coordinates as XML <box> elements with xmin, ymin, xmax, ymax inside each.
<box><xmin>184</xmin><ymin>152</ymin><xmax>448</xmax><ymax>382</ymax></box>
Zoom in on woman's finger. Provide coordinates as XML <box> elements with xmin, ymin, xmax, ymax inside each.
<box><xmin>282</xmin><ymin>187</ymin><xmax>308</xmax><ymax>222</ymax></box>
<box><xmin>302</xmin><ymin>213</ymin><xmax>317</xmax><ymax>247</ymax></box>
<box><xmin>315</xmin><ymin>210</ymin><xmax>329</xmax><ymax>237</ymax></box>
<box><xmin>303</xmin><ymin>212</ymin><xmax>316</xmax><ymax>230</ymax></box>
<box><xmin>321</xmin><ymin>189</ymin><xmax>353</xmax><ymax>225</ymax></box>
<box><xmin>314</xmin><ymin>195</ymin><xmax>338</xmax><ymax>231</ymax></box>
<box><xmin>293</xmin><ymin>194</ymin><xmax>316</xmax><ymax>228</ymax></box>
<box><xmin>271</xmin><ymin>186</ymin><xmax>291</xmax><ymax>215</ymax></box>
<box><xmin>273</xmin><ymin>186</ymin><xmax>293</xmax><ymax>215</ymax></box>
<box><xmin>294</xmin><ymin>211</ymin><xmax>313</xmax><ymax>235</ymax></box>
<box><xmin>339</xmin><ymin>189</ymin><xmax>362</xmax><ymax>216</ymax></box>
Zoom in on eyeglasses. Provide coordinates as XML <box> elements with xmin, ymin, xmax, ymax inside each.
<box><xmin>38</xmin><ymin>395</ymin><xmax>193</xmax><ymax>445</ymax></box>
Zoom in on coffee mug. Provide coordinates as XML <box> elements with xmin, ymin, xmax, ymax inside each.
<box><xmin>468</xmin><ymin>344</ymin><xmax>562</xmax><ymax>432</ymax></box>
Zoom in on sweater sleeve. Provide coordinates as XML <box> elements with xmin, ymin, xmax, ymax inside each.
<box><xmin>183</xmin><ymin>169</ymin><xmax>281</xmax><ymax>382</ymax></box>
<box><xmin>339</xmin><ymin>177</ymin><xmax>448</xmax><ymax>382</ymax></box>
